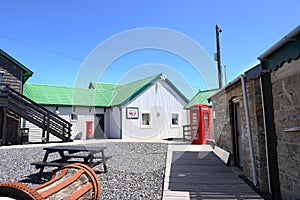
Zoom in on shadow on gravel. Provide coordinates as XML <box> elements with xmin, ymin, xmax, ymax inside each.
<box><xmin>94</xmin><ymin>170</ymin><xmax>106</xmax><ymax>174</ymax></box>
<box><xmin>20</xmin><ymin>172</ymin><xmax>52</xmax><ymax>184</ymax></box>
<box><xmin>163</xmin><ymin>138</ymin><xmax>186</xmax><ymax>142</ymax></box>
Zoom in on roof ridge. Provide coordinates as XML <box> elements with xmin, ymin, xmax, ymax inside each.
<box><xmin>25</xmin><ymin>83</ymin><xmax>91</xmax><ymax>90</ymax></box>
<box><xmin>109</xmin><ymin>73</ymin><xmax>162</xmax><ymax>106</ymax></box>
<box><xmin>90</xmin><ymin>81</ymin><xmax>120</xmax><ymax>86</ymax></box>
<box><xmin>115</xmin><ymin>73</ymin><xmax>161</xmax><ymax>89</ymax></box>
<box><xmin>184</xmin><ymin>88</ymin><xmax>218</xmax><ymax>109</ymax></box>
<box><xmin>197</xmin><ymin>88</ymin><xmax>219</xmax><ymax>93</ymax></box>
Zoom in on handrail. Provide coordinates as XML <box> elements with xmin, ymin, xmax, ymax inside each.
<box><xmin>6</xmin><ymin>86</ymin><xmax>71</xmax><ymax>127</ymax></box>
<box><xmin>183</xmin><ymin>124</ymin><xmax>191</xmax><ymax>142</ymax></box>
<box><xmin>0</xmin><ymin>85</ymin><xmax>72</xmax><ymax>142</ymax></box>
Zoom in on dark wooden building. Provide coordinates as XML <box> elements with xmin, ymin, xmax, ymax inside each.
<box><xmin>0</xmin><ymin>49</ymin><xmax>33</xmax><ymax>145</ymax></box>
<box><xmin>0</xmin><ymin>49</ymin><xmax>72</xmax><ymax>145</ymax></box>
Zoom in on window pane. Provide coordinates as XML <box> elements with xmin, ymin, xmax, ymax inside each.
<box><xmin>70</xmin><ymin>113</ymin><xmax>78</xmax><ymax>121</ymax></box>
<box><xmin>172</xmin><ymin>113</ymin><xmax>179</xmax><ymax>125</ymax></box>
<box><xmin>142</xmin><ymin>113</ymin><xmax>150</xmax><ymax>125</ymax></box>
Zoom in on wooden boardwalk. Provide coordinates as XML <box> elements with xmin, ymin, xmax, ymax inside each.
<box><xmin>163</xmin><ymin>144</ymin><xmax>263</xmax><ymax>200</ymax></box>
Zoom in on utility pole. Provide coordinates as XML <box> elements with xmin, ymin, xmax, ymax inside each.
<box><xmin>215</xmin><ymin>25</ymin><xmax>222</xmax><ymax>88</ymax></box>
<box><xmin>224</xmin><ymin>65</ymin><xmax>228</xmax><ymax>85</ymax></box>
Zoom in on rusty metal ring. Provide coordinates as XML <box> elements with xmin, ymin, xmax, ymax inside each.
<box><xmin>61</xmin><ymin>163</ymin><xmax>101</xmax><ymax>200</ymax></box>
<box><xmin>0</xmin><ymin>182</ymin><xmax>44</xmax><ymax>200</ymax></box>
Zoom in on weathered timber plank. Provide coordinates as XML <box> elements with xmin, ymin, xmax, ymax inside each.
<box><xmin>164</xmin><ymin>150</ymin><xmax>263</xmax><ymax>199</ymax></box>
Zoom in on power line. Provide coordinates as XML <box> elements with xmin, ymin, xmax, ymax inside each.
<box><xmin>0</xmin><ymin>35</ymin><xmax>207</xmax><ymax>91</ymax></box>
<box><xmin>0</xmin><ymin>35</ymin><xmax>83</xmax><ymax>62</ymax></box>
<box><xmin>0</xmin><ymin>34</ymin><xmax>146</xmax><ymax>75</ymax></box>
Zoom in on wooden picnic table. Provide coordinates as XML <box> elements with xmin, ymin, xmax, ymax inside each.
<box><xmin>31</xmin><ymin>145</ymin><xmax>110</xmax><ymax>179</ymax></box>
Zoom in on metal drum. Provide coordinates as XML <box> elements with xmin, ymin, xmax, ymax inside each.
<box><xmin>0</xmin><ymin>163</ymin><xmax>100</xmax><ymax>200</ymax></box>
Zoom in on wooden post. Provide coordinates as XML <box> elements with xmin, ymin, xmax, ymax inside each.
<box><xmin>216</xmin><ymin>25</ymin><xmax>223</xmax><ymax>89</ymax></box>
<box><xmin>62</xmin><ymin>124</ymin><xmax>65</xmax><ymax>139</ymax></box>
<box><xmin>1</xmin><ymin>107</ymin><xmax>7</xmax><ymax>144</ymax></box>
<box><xmin>46</xmin><ymin>112</ymin><xmax>50</xmax><ymax>143</ymax></box>
<box><xmin>42</xmin><ymin>116</ymin><xmax>46</xmax><ymax>143</ymax></box>
<box><xmin>224</xmin><ymin>66</ymin><xmax>228</xmax><ymax>85</ymax></box>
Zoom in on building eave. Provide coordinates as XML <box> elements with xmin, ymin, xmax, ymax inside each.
<box><xmin>0</xmin><ymin>49</ymin><xmax>33</xmax><ymax>82</ymax></box>
<box><xmin>258</xmin><ymin>25</ymin><xmax>300</xmax><ymax>71</ymax></box>
<box><xmin>258</xmin><ymin>25</ymin><xmax>300</xmax><ymax>60</ymax></box>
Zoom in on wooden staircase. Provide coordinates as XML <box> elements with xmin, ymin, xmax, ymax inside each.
<box><xmin>0</xmin><ymin>86</ymin><xmax>72</xmax><ymax>143</ymax></box>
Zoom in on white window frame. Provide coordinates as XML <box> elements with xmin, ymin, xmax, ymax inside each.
<box><xmin>171</xmin><ymin>112</ymin><xmax>180</xmax><ymax>127</ymax></box>
<box><xmin>141</xmin><ymin>111</ymin><xmax>151</xmax><ymax>128</ymax></box>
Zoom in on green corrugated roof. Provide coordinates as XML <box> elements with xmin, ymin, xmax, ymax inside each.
<box><xmin>23</xmin><ymin>84</ymin><xmax>112</xmax><ymax>107</ymax></box>
<box><xmin>89</xmin><ymin>81</ymin><xmax>119</xmax><ymax>90</ymax></box>
<box><xmin>0</xmin><ymin>49</ymin><xmax>33</xmax><ymax>82</ymax></box>
<box><xmin>89</xmin><ymin>76</ymin><xmax>159</xmax><ymax>106</ymax></box>
<box><xmin>88</xmin><ymin>81</ymin><xmax>119</xmax><ymax>106</ymax></box>
<box><xmin>185</xmin><ymin>88</ymin><xmax>219</xmax><ymax>109</ymax></box>
<box><xmin>24</xmin><ymin>73</ymin><xmax>189</xmax><ymax>107</ymax></box>
<box><xmin>110</xmin><ymin>74</ymin><xmax>160</xmax><ymax>106</ymax></box>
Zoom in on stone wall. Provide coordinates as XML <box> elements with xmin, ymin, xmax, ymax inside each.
<box><xmin>212</xmin><ymin>90</ymin><xmax>230</xmax><ymax>151</ymax></box>
<box><xmin>245</xmin><ymin>78</ymin><xmax>269</xmax><ymax>192</ymax></box>
<box><xmin>271</xmin><ymin>58</ymin><xmax>300</xmax><ymax>199</ymax></box>
<box><xmin>211</xmin><ymin>78</ymin><xmax>268</xmax><ymax>193</ymax></box>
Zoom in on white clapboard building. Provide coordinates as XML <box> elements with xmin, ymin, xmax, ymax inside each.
<box><xmin>23</xmin><ymin>74</ymin><xmax>189</xmax><ymax>142</ymax></box>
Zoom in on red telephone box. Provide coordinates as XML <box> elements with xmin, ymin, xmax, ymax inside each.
<box><xmin>86</xmin><ymin>121</ymin><xmax>93</xmax><ymax>139</ymax></box>
<box><xmin>190</xmin><ymin>104</ymin><xmax>211</xmax><ymax>144</ymax></box>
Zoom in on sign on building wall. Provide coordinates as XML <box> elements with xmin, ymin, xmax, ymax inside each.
<box><xmin>126</xmin><ymin>107</ymin><xmax>139</xmax><ymax>119</ymax></box>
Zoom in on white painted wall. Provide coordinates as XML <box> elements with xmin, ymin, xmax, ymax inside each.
<box><xmin>21</xmin><ymin>80</ymin><xmax>188</xmax><ymax>141</ymax></box>
<box><xmin>120</xmin><ymin>80</ymin><xmax>188</xmax><ymax>139</ymax></box>
<box><xmin>21</xmin><ymin>105</ymin><xmax>106</xmax><ymax>142</ymax></box>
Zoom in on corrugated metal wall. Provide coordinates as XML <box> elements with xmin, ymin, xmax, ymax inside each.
<box><xmin>121</xmin><ymin>80</ymin><xmax>187</xmax><ymax>139</ymax></box>
<box><xmin>21</xmin><ymin>106</ymin><xmax>106</xmax><ymax>142</ymax></box>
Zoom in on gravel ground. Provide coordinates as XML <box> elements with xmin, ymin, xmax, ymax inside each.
<box><xmin>0</xmin><ymin>142</ymin><xmax>168</xmax><ymax>199</ymax></box>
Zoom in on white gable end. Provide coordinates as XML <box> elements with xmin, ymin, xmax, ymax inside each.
<box><xmin>120</xmin><ymin>80</ymin><xmax>187</xmax><ymax>139</ymax></box>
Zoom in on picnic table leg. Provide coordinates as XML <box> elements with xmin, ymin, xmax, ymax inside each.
<box><xmin>38</xmin><ymin>150</ymin><xmax>50</xmax><ymax>180</ymax></box>
<box><xmin>58</xmin><ymin>150</ymin><xmax>67</xmax><ymax>162</ymax></box>
<box><xmin>37</xmin><ymin>167</ymin><xmax>44</xmax><ymax>180</ymax></box>
<box><xmin>85</xmin><ymin>153</ymin><xmax>93</xmax><ymax>163</ymax></box>
<box><xmin>101</xmin><ymin>150</ymin><xmax>107</xmax><ymax>173</ymax></box>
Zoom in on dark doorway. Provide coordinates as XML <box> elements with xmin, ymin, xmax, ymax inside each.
<box><xmin>94</xmin><ymin>114</ymin><xmax>104</xmax><ymax>139</ymax></box>
<box><xmin>230</xmin><ymin>99</ymin><xmax>243</xmax><ymax>168</ymax></box>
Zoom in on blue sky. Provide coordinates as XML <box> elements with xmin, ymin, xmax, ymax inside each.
<box><xmin>1</xmin><ymin>0</ymin><xmax>299</xmax><ymax>99</ymax></box>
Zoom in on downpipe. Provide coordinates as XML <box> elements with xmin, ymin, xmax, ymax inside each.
<box><xmin>260</xmin><ymin>76</ymin><xmax>272</xmax><ymax>193</ymax></box>
<box><xmin>240</xmin><ymin>74</ymin><xmax>258</xmax><ymax>187</ymax></box>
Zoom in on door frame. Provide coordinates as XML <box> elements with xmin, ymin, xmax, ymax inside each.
<box><xmin>94</xmin><ymin>114</ymin><xmax>105</xmax><ymax>139</ymax></box>
<box><xmin>229</xmin><ymin>98</ymin><xmax>243</xmax><ymax>168</ymax></box>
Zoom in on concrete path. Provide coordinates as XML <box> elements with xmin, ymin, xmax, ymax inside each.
<box><xmin>163</xmin><ymin>143</ymin><xmax>263</xmax><ymax>200</ymax></box>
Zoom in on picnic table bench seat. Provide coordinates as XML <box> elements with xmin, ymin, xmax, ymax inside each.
<box><xmin>31</xmin><ymin>156</ymin><xmax>112</xmax><ymax>169</ymax></box>
<box><xmin>31</xmin><ymin>161</ymin><xmax>68</xmax><ymax>168</ymax></box>
<box><xmin>62</xmin><ymin>155</ymin><xmax>112</xmax><ymax>160</ymax></box>
<box><xmin>31</xmin><ymin>145</ymin><xmax>110</xmax><ymax>180</ymax></box>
